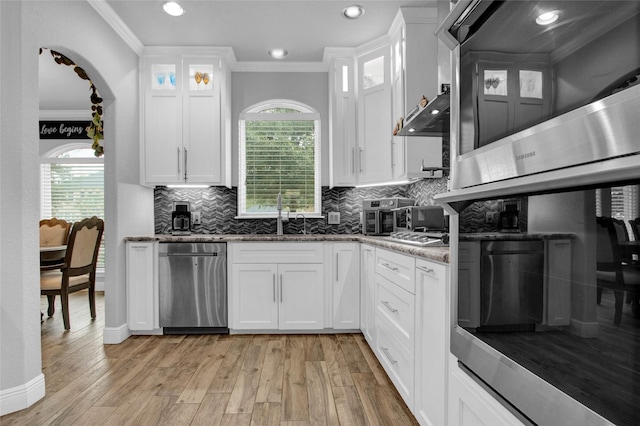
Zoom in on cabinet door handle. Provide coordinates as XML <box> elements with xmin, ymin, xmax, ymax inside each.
<box><xmin>382</xmin><ymin>262</ymin><xmax>399</xmax><ymax>272</ymax></box>
<box><xmin>280</xmin><ymin>274</ymin><xmax>283</xmax><ymax>303</ymax></box>
<box><xmin>359</xmin><ymin>148</ymin><xmax>364</xmax><ymax>172</ymax></box>
<box><xmin>273</xmin><ymin>273</ymin><xmax>276</xmax><ymax>303</ymax></box>
<box><xmin>183</xmin><ymin>148</ymin><xmax>188</xmax><ymax>181</ymax></box>
<box><xmin>336</xmin><ymin>253</ymin><xmax>340</xmax><ymax>281</ymax></box>
<box><xmin>391</xmin><ymin>139</ymin><xmax>395</xmax><ymax>168</ymax></box>
<box><xmin>417</xmin><ymin>266</ymin><xmax>434</xmax><ymax>274</ymax></box>
<box><xmin>177</xmin><ymin>147</ymin><xmax>181</xmax><ymax>174</ymax></box>
<box><xmin>381</xmin><ymin>347</ymin><xmax>398</xmax><ymax>365</ymax></box>
<box><xmin>351</xmin><ymin>148</ymin><xmax>355</xmax><ymax>174</ymax></box>
<box><xmin>382</xmin><ymin>300</ymin><xmax>398</xmax><ymax>313</ymax></box>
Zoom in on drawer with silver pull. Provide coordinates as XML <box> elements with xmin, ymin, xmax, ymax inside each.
<box><xmin>375</xmin><ymin>315</ymin><xmax>415</xmax><ymax>408</ymax></box>
<box><xmin>375</xmin><ymin>248</ymin><xmax>416</xmax><ymax>294</ymax></box>
<box><xmin>375</xmin><ymin>274</ymin><xmax>415</xmax><ymax>350</ymax></box>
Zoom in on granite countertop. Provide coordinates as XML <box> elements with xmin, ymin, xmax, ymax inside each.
<box><xmin>125</xmin><ymin>234</ymin><xmax>450</xmax><ymax>264</ymax></box>
<box><xmin>459</xmin><ymin>232</ymin><xmax>575</xmax><ymax>241</ymax></box>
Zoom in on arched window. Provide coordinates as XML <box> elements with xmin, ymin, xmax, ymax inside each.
<box><xmin>40</xmin><ymin>144</ymin><xmax>105</xmax><ymax>267</ymax></box>
<box><xmin>238</xmin><ymin>100</ymin><xmax>321</xmax><ymax>217</ymax></box>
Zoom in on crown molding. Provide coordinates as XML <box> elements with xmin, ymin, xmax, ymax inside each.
<box><xmin>233</xmin><ymin>61</ymin><xmax>328</xmax><ymax>73</ymax></box>
<box><xmin>87</xmin><ymin>0</ymin><xmax>144</xmax><ymax>56</ymax></box>
<box><xmin>322</xmin><ymin>47</ymin><xmax>357</xmax><ymax>66</ymax></box>
<box><xmin>142</xmin><ymin>46</ymin><xmax>238</xmax><ymax>68</ymax></box>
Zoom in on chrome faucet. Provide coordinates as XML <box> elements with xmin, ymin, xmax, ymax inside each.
<box><xmin>296</xmin><ymin>213</ymin><xmax>307</xmax><ymax>234</ymax></box>
<box><xmin>276</xmin><ymin>192</ymin><xmax>283</xmax><ymax>236</ymax></box>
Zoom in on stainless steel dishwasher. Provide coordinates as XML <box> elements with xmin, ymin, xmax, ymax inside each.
<box><xmin>158</xmin><ymin>242</ymin><xmax>228</xmax><ymax>334</ymax></box>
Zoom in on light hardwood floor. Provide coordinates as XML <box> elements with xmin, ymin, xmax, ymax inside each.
<box><xmin>2</xmin><ymin>291</ymin><xmax>418</xmax><ymax>426</ymax></box>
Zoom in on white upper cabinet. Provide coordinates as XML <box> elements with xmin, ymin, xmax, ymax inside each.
<box><xmin>327</xmin><ymin>53</ymin><xmax>358</xmax><ymax>188</ymax></box>
<box><xmin>357</xmin><ymin>44</ymin><xmax>394</xmax><ymax>185</ymax></box>
<box><xmin>141</xmin><ymin>48</ymin><xmax>231</xmax><ymax>187</ymax></box>
<box><xmin>328</xmin><ymin>8</ymin><xmax>444</xmax><ymax>187</ymax></box>
<box><xmin>390</xmin><ymin>8</ymin><xmax>444</xmax><ymax>180</ymax></box>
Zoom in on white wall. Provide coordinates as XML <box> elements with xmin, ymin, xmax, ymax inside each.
<box><xmin>231</xmin><ymin>72</ymin><xmax>329</xmax><ymax>186</ymax></box>
<box><xmin>0</xmin><ymin>0</ymin><xmax>153</xmax><ymax>414</ymax></box>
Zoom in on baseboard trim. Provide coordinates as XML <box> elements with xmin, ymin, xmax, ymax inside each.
<box><xmin>229</xmin><ymin>328</ymin><xmax>362</xmax><ymax>335</ymax></box>
<box><xmin>102</xmin><ymin>323</ymin><xmax>131</xmax><ymax>344</ymax></box>
<box><xmin>570</xmin><ymin>318</ymin><xmax>599</xmax><ymax>338</ymax></box>
<box><xmin>0</xmin><ymin>373</ymin><xmax>45</xmax><ymax>416</ymax></box>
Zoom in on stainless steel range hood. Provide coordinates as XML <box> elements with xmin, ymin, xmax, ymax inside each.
<box><xmin>397</xmin><ymin>94</ymin><xmax>450</xmax><ymax>136</ymax></box>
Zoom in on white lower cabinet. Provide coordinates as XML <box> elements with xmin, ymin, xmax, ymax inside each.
<box><xmin>373</xmin><ymin>248</ymin><xmax>416</xmax><ymax>409</ymax></box>
<box><xmin>375</xmin><ymin>273</ymin><xmax>415</xmax><ymax>350</ymax></box>
<box><xmin>449</xmin><ymin>359</ymin><xmax>525</xmax><ymax>426</ymax></box>
<box><xmin>229</xmin><ymin>242</ymin><xmax>324</xmax><ymax>331</ymax></box>
<box><xmin>375</xmin><ymin>313</ymin><xmax>415</xmax><ymax>405</ymax></box>
<box><xmin>331</xmin><ymin>242</ymin><xmax>360</xmax><ymax>329</ymax></box>
<box><xmin>231</xmin><ymin>262</ymin><xmax>325</xmax><ymax>330</ymax></box>
<box><xmin>230</xmin><ymin>263</ymin><xmax>279</xmax><ymax>329</ymax></box>
<box><xmin>414</xmin><ymin>258</ymin><xmax>449</xmax><ymax>426</ymax></box>
<box><xmin>126</xmin><ymin>241</ymin><xmax>159</xmax><ymax>332</ymax></box>
<box><xmin>360</xmin><ymin>244</ymin><xmax>376</xmax><ymax>345</ymax></box>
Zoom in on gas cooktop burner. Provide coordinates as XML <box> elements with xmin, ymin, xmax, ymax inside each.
<box><xmin>385</xmin><ymin>231</ymin><xmax>449</xmax><ymax>247</ymax></box>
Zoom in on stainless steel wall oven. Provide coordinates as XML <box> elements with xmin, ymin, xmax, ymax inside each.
<box><xmin>436</xmin><ymin>1</ymin><xmax>640</xmax><ymax>425</ymax></box>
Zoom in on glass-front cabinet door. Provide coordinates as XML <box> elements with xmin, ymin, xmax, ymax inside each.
<box><xmin>144</xmin><ymin>56</ymin><xmax>183</xmax><ymax>184</ymax></box>
<box><xmin>357</xmin><ymin>45</ymin><xmax>393</xmax><ymax>185</ymax></box>
<box><xmin>142</xmin><ymin>52</ymin><xmax>227</xmax><ymax>186</ymax></box>
<box><xmin>182</xmin><ymin>58</ymin><xmax>221</xmax><ymax>184</ymax></box>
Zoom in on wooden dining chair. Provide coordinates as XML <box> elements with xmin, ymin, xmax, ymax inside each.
<box><xmin>595</xmin><ymin>216</ymin><xmax>640</xmax><ymax>324</ymax></box>
<box><xmin>40</xmin><ymin>216</ymin><xmax>104</xmax><ymax>330</ymax></box>
<box><xmin>39</xmin><ymin>218</ymin><xmax>71</xmax><ymax>246</ymax></box>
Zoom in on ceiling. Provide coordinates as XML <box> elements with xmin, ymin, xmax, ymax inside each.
<box><xmin>40</xmin><ymin>0</ymin><xmax>437</xmax><ymax>112</ymax></box>
<box><xmin>106</xmin><ymin>0</ymin><xmax>433</xmax><ymax>63</ymax></box>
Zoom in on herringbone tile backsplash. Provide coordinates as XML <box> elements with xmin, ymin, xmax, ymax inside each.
<box><xmin>154</xmin><ymin>179</ymin><xmax>449</xmax><ymax>235</ymax></box>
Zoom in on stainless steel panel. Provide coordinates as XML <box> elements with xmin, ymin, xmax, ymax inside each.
<box><xmin>455</xmin><ymin>84</ymin><xmax>640</xmax><ymax>189</ymax></box>
<box><xmin>450</xmin><ymin>327</ymin><xmax>612</xmax><ymax>426</ymax></box>
<box><xmin>158</xmin><ymin>243</ymin><xmax>227</xmax><ymax>328</ymax></box>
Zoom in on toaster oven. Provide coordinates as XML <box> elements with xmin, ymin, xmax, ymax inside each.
<box><xmin>393</xmin><ymin>205</ymin><xmax>446</xmax><ymax>232</ymax></box>
<box><xmin>362</xmin><ymin>198</ymin><xmax>415</xmax><ymax>235</ymax></box>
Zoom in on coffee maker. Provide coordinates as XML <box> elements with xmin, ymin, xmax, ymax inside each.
<box><xmin>172</xmin><ymin>201</ymin><xmax>192</xmax><ymax>235</ymax></box>
<box><xmin>499</xmin><ymin>200</ymin><xmax>520</xmax><ymax>232</ymax></box>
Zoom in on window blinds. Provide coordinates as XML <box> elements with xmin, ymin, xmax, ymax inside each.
<box><xmin>239</xmin><ymin>115</ymin><xmax>320</xmax><ymax>215</ymax></box>
<box><xmin>40</xmin><ymin>163</ymin><xmax>105</xmax><ymax>267</ymax></box>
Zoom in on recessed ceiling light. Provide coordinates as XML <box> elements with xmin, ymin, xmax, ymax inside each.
<box><xmin>536</xmin><ymin>10</ymin><xmax>559</xmax><ymax>26</ymax></box>
<box><xmin>163</xmin><ymin>1</ymin><xmax>185</xmax><ymax>17</ymax></box>
<box><xmin>268</xmin><ymin>49</ymin><xmax>288</xmax><ymax>59</ymax></box>
<box><xmin>343</xmin><ymin>5</ymin><xmax>365</xmax><ymax>20</ymax></box>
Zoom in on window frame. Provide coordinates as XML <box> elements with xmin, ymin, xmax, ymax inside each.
<box><xmin>237</xmin><ymin>100</ymin><xmax>322</xmax><ymax>219</ymax></box>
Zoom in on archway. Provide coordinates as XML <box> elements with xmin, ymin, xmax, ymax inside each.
<box><xmin>38</xmin><ymin>47</ymin><xmax>107</xmax><ymax>328</ymax></box>
<box><xmin>39</xmin><ymin>48</ymin><xmax>104</xmax><ymax>156</ymax></box>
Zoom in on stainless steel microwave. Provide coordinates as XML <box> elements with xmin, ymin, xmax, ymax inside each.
<box><xmin>393</xmin><ymin>205</ymin><xmax>446</xmax><ymax>233</ymax></box>
<box><xmin>362</xmin><ymin>198</ymin><xmax>414</xmax><ymax>235</ymax></box>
